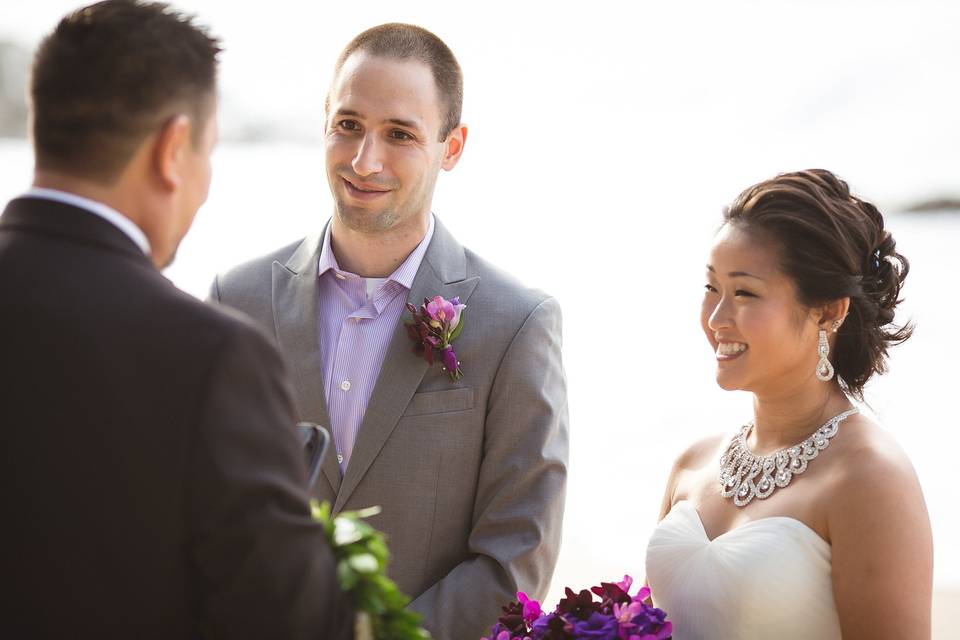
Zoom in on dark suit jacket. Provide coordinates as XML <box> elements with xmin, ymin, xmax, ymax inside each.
<box><xmin>0</xmin><ymin>197</ymin><xmax>353</xmax><ymax>639</ymax></box>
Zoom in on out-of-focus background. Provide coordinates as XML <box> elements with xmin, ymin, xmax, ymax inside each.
<box><xmin>2</xmin><ymin>0</ymin><xmax>958</xmax><ymax>636</ymax></box>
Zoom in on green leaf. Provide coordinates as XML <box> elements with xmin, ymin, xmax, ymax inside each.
<box><xmin>448</xmin><ymin>312</ymin><xmax>466</xmax><ymax>342</ymax></box>
<box><xmin>347</xmin><ymin>553</ymin><xmax>379</xmax><ymax>574</ymax></box>
<box><xmin>337</xmin><ymin>560</ymin><xmax>358</xmax><ymax>590</ymax></box>
<box><xmin>352</xmin><ymin>505</ymin><xmax>383</xmax><ymax>519</ymax></box>
<box><xmin>333</xmin><ymin>518</ymin><xmax>364</xmax><ymax>546</ymax></box>
<box><xmin>319</xmin><ymin>501</ymin><xmax>431</xmax><ymax>639</ymax></box>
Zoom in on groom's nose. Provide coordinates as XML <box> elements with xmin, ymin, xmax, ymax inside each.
<box><xmin>352</xmin><ymin>135</ymin><xmax>384</xmax><ymax>177</ymax></box>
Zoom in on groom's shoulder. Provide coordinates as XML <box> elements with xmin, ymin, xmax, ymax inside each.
<box><xmin>461</xmin><ymin>246</ymin><xmax>556</xmax><ymax>321</ymax></box>
<box><xmin>213</xmin><ymin>237</ymin><xmax>311</xmax><ymax>300</ymax></box>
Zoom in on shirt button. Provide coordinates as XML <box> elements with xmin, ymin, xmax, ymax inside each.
<box><xmin>340</xmin><ymin>380</ymin><xmax>351</xmax><ymax>391</ymax></box>
<box><xmin>337</xmin><ymin>453</ymin><xmax>344</xmax><ymax>464</ymax></box>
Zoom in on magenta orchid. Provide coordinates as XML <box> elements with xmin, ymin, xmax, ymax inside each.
<box><xmin>405</xmin><ymin>295</ymin><xmax>466</xmax><ymax>380</ymax></box>
<box><xmin>482</xmin><ymin>576</ymin><xmax>672</xmax><ymax>640</ymax></box>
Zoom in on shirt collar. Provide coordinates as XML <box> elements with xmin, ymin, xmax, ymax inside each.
<box><xmin>318</xmin><ymin>214</ymin><xmax>435</xmax><ymax>291</ymax></box>
<box><xmin>21</xmin><ymin>187</ymin><xmax>151</xmax><ymax>255</ymax></box>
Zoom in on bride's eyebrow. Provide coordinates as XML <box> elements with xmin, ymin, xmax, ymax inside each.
<box><xmin>706</xmin><ymin>265</ymin><xmax>765</xmax><ymax>280</ymax></box>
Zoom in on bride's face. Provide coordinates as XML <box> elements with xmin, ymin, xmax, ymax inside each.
<box><xmin>700</xmin><ymin>224</ymin><xmax>821</xmax><ymax>395</ymax></box>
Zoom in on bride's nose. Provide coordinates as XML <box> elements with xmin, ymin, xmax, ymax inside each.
<box><xmin>707</xmin><ymin>298</ymin><xmax>734</xmax><ymax>332</ymax></box>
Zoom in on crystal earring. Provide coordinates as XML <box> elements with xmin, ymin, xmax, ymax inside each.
<box><xmin>815</xmin><ymin>329</ymin><xmax>835</xmax><ymax>381</ymax></box>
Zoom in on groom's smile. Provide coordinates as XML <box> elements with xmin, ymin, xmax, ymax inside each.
<box><xmin>341</xmin><ymin>175</ymin><xmax>393</xmax><ymax>200</ymax></box>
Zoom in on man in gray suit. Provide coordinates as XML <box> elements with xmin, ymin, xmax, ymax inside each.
<box><xmin>210</xmin><ymin>23</ymin><xmax>568</xmax><ymax>638</ymax></box>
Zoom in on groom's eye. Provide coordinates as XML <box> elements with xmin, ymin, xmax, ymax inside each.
<box><xmin>704</xmin><ymin>284</ymin><xmax>718</xmax><ymax>293</ymax></box>
<box><xmin>389</xmin><ymin>129</ymin><xmax>414</xmax><ymax>141</ymax></box>
<box><xmin>338</xmin><ymin>120</ymin><xmax>360</xmax><ymax>131</ymax></box>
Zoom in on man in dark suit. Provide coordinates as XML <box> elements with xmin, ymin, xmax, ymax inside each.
<box><xmin>0</xmin><ymin>2</ymin><xmax>352</xmax><ymax>637</ymax></box>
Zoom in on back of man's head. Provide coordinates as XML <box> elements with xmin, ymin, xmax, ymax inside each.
<box><xmin>30</xmin><ymin>0</ymin><xmax>221</xmax><ymax>185</ymax></box>
<box><xmin>330</xmin><ymin>23</ymin><xmax>463</xmax><ymax>141</ymax></box>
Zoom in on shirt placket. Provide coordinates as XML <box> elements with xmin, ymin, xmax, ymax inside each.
<box><xmin>329</xmin><ymin>277</ymin><xmax>378</xmax><ymax>472</ymax></box>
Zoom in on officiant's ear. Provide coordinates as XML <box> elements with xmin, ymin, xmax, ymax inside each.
<box><xmin>815</xmin><ymin>297</ymin><xmax>851</xmax><ymax>331</ymax></box>
<box><xmin>153</xmin><ymin>114</ymin><xmax>192</xmax><ymax>190</ymax></box>
<box><xmin>441</xmin><ymin>123</ymin><xmax>468</xmax><ymax>171</ymax></box>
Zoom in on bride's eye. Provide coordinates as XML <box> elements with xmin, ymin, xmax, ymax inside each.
<box><xmin>735</xmin><ymin>289</ymin><xmax>757</xmax><ymax>297</ymax></box>
<box><xmin>704</xmin><ymin>284</ymin><xmax>718</xmax><ymax>293</ymax></box>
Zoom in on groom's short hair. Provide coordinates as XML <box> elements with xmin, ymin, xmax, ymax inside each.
<box><xmin>30</xmin><ymin>0</ymin><xmax>221</xmax><ymax>184</ymax></box>
<box><xmin>328</xmin><ymin>23</ymin><xmax>463</xmax><ymax>141</ymax></box>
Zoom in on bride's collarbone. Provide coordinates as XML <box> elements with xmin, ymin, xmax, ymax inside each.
<box><xmin>676</xmin><ymin>452</ymin><xmax>842</xmax><ymax>543</ymax></box>
<box><xmin>672</xmin><ymin>416</ymin><xmax>882</xmax><ymax>542</ymax></box>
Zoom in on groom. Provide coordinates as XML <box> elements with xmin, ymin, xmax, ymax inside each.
<box><xmin>211</xmin><ymin>23</ymin><xmax>569</xmax><ymax>638</ymax></box>
<box><xmin>1</xmin><ymin>1</ymin><xmax>352</xmax><ymax>637</ymax></box>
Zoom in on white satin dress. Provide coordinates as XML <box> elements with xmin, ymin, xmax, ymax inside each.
<box><xmin>645</xmin><ymin>500</ymin><xmax>842</xmax><ymax>640</ymax></box>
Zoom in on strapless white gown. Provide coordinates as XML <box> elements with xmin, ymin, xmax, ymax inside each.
<box><xmin>645</xmin><ymin>500</ymin><xmax>842</xmax><ymax>640</ymax></box>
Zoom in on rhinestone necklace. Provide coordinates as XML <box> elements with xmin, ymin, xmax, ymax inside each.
<box><xmin>719</xmin><ymin>408</ymin><xmax>859</xmax><ymax>507</ymax></box>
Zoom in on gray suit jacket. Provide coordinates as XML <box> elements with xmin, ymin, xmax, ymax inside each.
<box><xmin>210</xmin><ymin>218</ymin><xmax>568</xmax><ymax>639</ymax></box>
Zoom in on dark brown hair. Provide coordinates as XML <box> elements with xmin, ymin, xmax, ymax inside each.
<box><xmin>328</xmin><ymin>23</ymin><xmax>463</xmax><ymax>141</ymax></box>
<box><xmin>724</xmin><ymin>169</ymin><xmax>912</xmax><ymax>398</ymax></box>
<box><xmin>30</xmin><ymin>0</ymin><xmax>221</xmax><ymax>183</ymax></box>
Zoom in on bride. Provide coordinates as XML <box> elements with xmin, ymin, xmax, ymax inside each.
<box><xmin>645</xmin><ymin>169</ymin><xmax>933</xmax><ymax>639</ymax></box>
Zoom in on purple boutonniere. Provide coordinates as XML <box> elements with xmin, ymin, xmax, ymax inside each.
<box><xmin>405</xmin><ymin>295</ymin><xmax>466</xmax><ymax>381</ymax></box>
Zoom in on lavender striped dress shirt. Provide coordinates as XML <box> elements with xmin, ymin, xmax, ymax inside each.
<box><xmin>317</xmin><ymin>215</ymin><xmax>435</xmax><ymax>473</ymax></box>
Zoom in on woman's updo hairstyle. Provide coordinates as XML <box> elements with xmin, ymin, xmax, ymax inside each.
<box><xmin>723</xmin><ymin>169</ymin><xmax>912</xmax><ymax>399</ymax></box>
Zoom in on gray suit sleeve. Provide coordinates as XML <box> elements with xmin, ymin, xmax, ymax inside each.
<box><xmin>408</xmin><ymin>297</ymin><xmax>569</xmax><ymax>638</ymax></box>
<box><xmin>207</xmin><ymin>274</ymin><xmax>223</xmax><ymax>303</ymax></box>
<box><xmin>185</xmin><ymin>322</ymin><xmax>354</xmax><ymax>639</ymax></box>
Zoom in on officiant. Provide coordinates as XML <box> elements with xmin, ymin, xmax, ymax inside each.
<box><xmin>0</xmin><ymin>1</ymin><xmax>353</xmax><ymax>637</ymax></box>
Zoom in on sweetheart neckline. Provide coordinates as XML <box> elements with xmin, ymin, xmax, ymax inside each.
<box><xmin>670</xmin><ymin>500</ymin><xmax>831</xmax><ymax>549</ymax></box>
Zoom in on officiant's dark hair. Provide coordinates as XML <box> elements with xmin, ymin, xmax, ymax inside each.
<box><xmin>723</xmin><ymin>169</ymin><xmax>913</xmax><ymax>399</ymax></box>
<box><xmin>29</xmin><ymin>0</ymin><xmax>221</xmax><ymax>183</ymax></box>
<box><xmin>328</xmin><ymin>23</ymin><xmax>463</xmax><ymax>141</ymax></box>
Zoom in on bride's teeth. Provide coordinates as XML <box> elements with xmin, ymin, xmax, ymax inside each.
<box><xmin>718</xmin><ymin>342</ymin><xmax>747</xmax><ymax>355</ymax></box>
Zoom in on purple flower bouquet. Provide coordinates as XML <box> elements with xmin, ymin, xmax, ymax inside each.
<box><xmin>483</xmin><ymin>576</ymin><xmax>671</xmax><ymax>640</ymax></box>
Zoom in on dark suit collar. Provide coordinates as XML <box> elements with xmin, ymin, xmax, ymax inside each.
<box><xmin>1</xmin><ymin>197</ymin><xmax>153</xmax><ymax>267</ymax></box>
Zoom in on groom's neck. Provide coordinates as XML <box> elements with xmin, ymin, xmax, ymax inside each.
<box><xmin>329</xmin><ymin>213</ymin><xmax>430</xmax><ymax>278</ymax></box>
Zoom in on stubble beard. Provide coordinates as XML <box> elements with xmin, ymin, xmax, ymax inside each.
<box><xmin>334</xmin><ymin>200</ymin><xmax>402</xmax><ymax>234</ymax></box>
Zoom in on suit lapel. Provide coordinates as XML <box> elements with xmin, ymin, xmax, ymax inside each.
<box><xmin>334</xmin><ymin>219</ymin><xmax>480</xmax><ymax>511</ymax></box>
<box><xmin>271</xmin><ymin>230</ymin><xmax>342</xmax><ymax>495</ymax></box>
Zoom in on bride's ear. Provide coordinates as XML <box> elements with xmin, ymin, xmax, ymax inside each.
<box><xmin>816</xmin><ymin>297</ymin><xmax>851</xmax><ymax>331</ymax></box>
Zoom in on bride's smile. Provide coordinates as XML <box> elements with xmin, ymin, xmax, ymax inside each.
<box><xmin>701</xmin><ymin>223</ymin><xmax>828</xmax><ymax>398</ymax></box>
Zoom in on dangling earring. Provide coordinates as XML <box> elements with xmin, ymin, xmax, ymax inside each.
<box><xmin>815</xmin><ymin>329</ymin><xmax>835</xmax><ymax>381</ymax></box>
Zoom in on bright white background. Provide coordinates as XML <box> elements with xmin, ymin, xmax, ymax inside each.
<box><xmin>2</xmin><ymin>0</ymin><xmax>958</xmax><ymax>633</ymax></box>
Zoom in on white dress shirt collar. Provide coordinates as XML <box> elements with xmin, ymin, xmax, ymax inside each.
<box><xmin>21</xmin><ymin>187</ymin><xmax>151</xmax><ymax>255</ymax></box>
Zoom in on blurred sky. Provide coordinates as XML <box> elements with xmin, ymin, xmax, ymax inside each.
<box><xmin>2</xmin><ymin>0</ymin><xmax>958</xmax><ymax>210</ymax></box>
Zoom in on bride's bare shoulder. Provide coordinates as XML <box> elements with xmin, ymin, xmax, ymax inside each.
<box><xmin>824</xmin><ymin>412</ymin><xmax>927</xmax><ymax>530</ymax></box>
<box><xmin>674</xmin><ymin>433</ymin><xmax>729</xmax><ymax>472</ymax></box>
<box><xmin>829</xmin><ymin>413</ymin><xmax>917</xmax><ymax>484</ymax></box>
<box><xmin>657</xmin><ymin>433</ymin><xmax>728</xmax><ymax>519</ymax></box>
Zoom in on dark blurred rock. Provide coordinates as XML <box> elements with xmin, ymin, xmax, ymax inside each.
<box><xmin>0</xmin><ymin>40</ymin><xmax>30</xmax><ymax>139</ymax></box>
<box><xmin>904</xmin><ymin>197</ymin><xmax>960</xmax><ymax>213</ymax></box>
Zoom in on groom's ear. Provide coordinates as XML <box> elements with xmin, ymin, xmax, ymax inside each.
<box><xmin>441</xmin><ymin>123</ymin><xmax>468</xmax><ymax>171</ymax></box>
